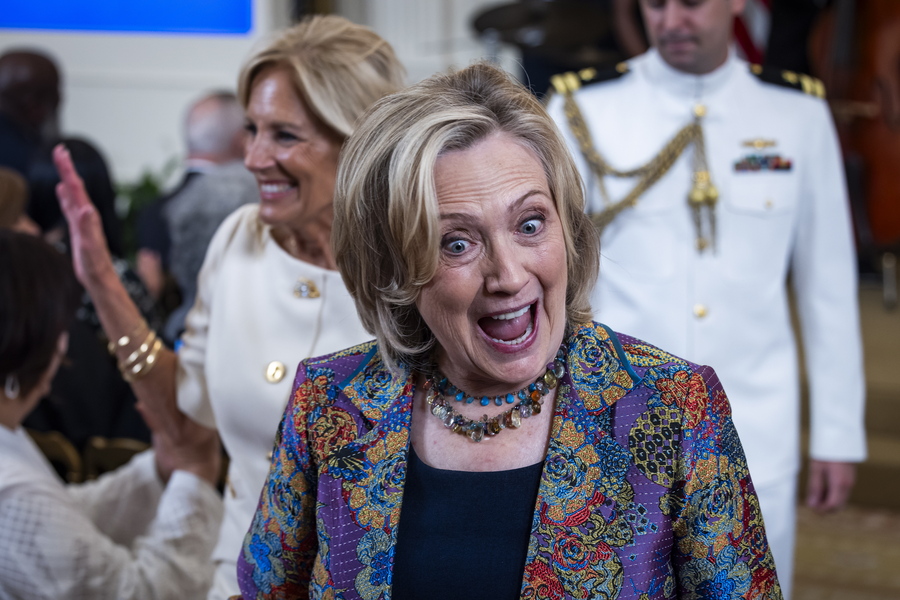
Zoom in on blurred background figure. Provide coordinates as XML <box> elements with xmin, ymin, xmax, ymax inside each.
<box><xmin>0</xmin><ymin>49</ymin><xmax>60</xmax><ymax>177</ymax></box>
<box><xmin>0</xmin><ymin>166</ymin><xmax>39</xmax><ymax>234</ymax></box>
<box><xmin>28</xmin><ymin>137</ymin><xmax>125</xmax><ymax>257</ymax></box>
<box><xmin>155</xmin><ymin>92</ymin><xmax>258</xmax><ymax>343</ymax></box>
<box><xmin>135</xmin><ymin>91</ymin><xmax>255</xmax><ymax>314</ymax></box>
<box><xmin>606</xmin><ymin>0</ymin><xmax>900</xmax><ymax>298</ymax></box>
<box><xmin>0</xmin><ymin>229</ymin><xmax>223</xmax><ymax>600</ymax></box>
<box><xmin>610</xmin><ymin>0</ymin><xmax>829</xmax><ymax>71</ymax></box>
<box><xmin>162</xmin><ymin>160</ymin><xmax>259</xmax><ymax>344</ymax></box>
<box><xmin>548</xmin><ymin>0</ymin><xmax>865</xmax><ymax>596</ymax></box>
<box><xmin>21</xmin><ymin>137</ymin><xmax>158</xmax><ymax>453</ymax></box>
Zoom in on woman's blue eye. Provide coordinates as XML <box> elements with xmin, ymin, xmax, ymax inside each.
<box><xmin>520</xmin><ymin>218</ymin><xmax>542</xmax><ymax>235</ymax></box>
<box><xmin>446</xmin><ymin>239</ymin><xmax>468</xmax><ymax>254</ymax></box>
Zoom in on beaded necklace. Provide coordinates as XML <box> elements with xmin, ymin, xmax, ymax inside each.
<box><xmin>424</xmin><ymin>347</ymin><xmax>566</xmax><ymax>443</ymax></box>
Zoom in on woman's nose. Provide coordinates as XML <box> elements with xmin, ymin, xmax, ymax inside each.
<box><xmin>244</xmin><ymin>135</ymin><xmax>273</xmax><ymax>172</ymax></box>
<box><xmin>484</xmin><ymin>241</ymin><xmax>528</xmax><ymax>295</ymax></box>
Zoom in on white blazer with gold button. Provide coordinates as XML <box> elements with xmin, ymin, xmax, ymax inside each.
<box><xmin>176</xmin><ymin>204</ymin><xmax>372</xmax><ymax>599</ymax></box>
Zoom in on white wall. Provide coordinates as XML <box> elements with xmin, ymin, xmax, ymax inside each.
<box><xmin>0</xmin><ymin>0</ymin><xmax>291</xmax><ymax>185</ymax></box>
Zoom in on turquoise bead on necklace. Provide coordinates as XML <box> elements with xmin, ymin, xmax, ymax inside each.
<box><xmin>435</xmin><ymin>346</ymin><xmax>566</xmax><ymax>407</ymax></box>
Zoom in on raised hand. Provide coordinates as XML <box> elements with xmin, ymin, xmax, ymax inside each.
<box><xmin>53</xmin><ymin>144</ymin><xmax>116</xmax><ymax>286</ymax></box>
<box><xmin>54</xmin><ymin>143</ymin><xmax>188</xmax><ymax>450</ymax></box>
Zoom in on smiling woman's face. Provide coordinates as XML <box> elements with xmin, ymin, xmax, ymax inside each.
<box><xmin>243</xmin><ymin>65</ymin><xmax>343</xmax><ymax>231</ymax></box>
<box><xmin>416</xmin><ymin>132</ymin><xmax>568</xmax><ymax>396</ymax></box>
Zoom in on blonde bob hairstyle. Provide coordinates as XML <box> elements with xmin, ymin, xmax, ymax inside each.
<box><xmin>237</xmin><ymin>15</ymin><xmax>405</xmax><ymax>139</ymax></box>
<box><xmin>334</xmin><ymin>62</ymin><xmax>599</xmax><ymax>371</ymax></box>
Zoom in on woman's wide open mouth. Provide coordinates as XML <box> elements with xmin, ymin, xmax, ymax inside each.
<box><xmin>477</xmin><ymin>302</ymin><xmax>536</xmax><ymax>346</ymax></box>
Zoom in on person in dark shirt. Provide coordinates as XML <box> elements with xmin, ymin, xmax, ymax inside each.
<box><xmin>135</xmin><ymin>92</ymin><xmax>249</xmax><ymax>305</ymax></box>
<box><xmin>0</xmin><ymin>50</ymin><xmax>60</xmax><ymax>176</ymax></box>
<box><xmin>23</xmin><ymin>138</ymin><xmax>158</xmax><ymax>451</ymax></box>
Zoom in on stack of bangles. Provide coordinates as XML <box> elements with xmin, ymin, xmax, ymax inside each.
<box><xmin>107</xmin><ymin>321</ymin><xmax>163</xmax><ymax>382</ymax></box>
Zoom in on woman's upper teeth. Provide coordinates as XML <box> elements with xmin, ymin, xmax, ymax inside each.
<box><xmin>261</xmin><ymin>183</ymin><xmax>292</xmax><ymax>193</ymax></box>
<box><xmin>492</xmin><ymin>305</ymin><xmax>530</xmax><ymax>321</ymax></box>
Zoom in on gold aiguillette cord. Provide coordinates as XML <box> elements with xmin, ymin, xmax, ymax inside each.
<box><xmin>560</xmin><ymin>86</ymin><xmax>718</xmax><ymax>252</ymax></box>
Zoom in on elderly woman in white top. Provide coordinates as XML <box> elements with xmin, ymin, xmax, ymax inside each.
<box><xmin>53</xmin><ymin>15</ymin><xmax>405</xmax><ymax>599</ymax></box>
<box><xmin>0</xmin><ymin>230</ymin><xmax>223</xmax><ymax>599</ymax></box>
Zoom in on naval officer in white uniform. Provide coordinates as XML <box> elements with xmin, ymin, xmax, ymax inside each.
<box><xmin>547</xmin><ymin>1</ymin><xmax>866</xmax><ymax>597</ymax></box>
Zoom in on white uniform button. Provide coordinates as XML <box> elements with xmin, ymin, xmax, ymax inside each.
<box><xmin>765</xmin><ymin>199</ymin><xmax>774</xmax><ymax>209</ymax></box>
<box><xmin>693</xmin><ymin>304</ymin><xmax>709</xmax><ymax>319</ymax></box>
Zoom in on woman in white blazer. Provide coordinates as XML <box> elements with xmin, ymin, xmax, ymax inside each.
<box><xmin>52</xmin><ymin>15</ymin><xmax>405</xmax><ymax>600</ymax></box>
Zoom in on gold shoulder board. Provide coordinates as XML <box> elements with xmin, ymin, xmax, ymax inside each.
<box><xmin>749</xmin><ymin>64</ymin><xmax>826</xmax><ymax>99</ymax></box>
<box><xmin>548</xmin><ymin>62</ymin><xmax>630</xmax><ymax>99</ymax></box>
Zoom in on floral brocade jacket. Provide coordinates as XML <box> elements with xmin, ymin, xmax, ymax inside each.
<box><xmin>236</xmin><ymin>322</ymin><xmax>782</xmax><ymax>600</ymax></box>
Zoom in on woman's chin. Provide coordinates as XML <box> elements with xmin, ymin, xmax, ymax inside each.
<box><xmin>257</xmin><ymin>204</ymin><xmax>292</xmax><ymax>228</ymax></box>
<box><xmin>471</xmin><ymin>335</ymin><xmax>560</xmax><ymax>388</ymax></box>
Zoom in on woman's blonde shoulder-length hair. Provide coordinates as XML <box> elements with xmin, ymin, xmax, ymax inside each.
<box><xmin>237</xmin><ymin>14</ymin><xmax>405</xmax><ymax>139</ymax></box>
<box><xmin>334</xmin><ymin>62</ymin><xmax>599</xmax><ymax>372</ymax></box>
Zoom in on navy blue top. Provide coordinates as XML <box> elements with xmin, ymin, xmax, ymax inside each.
<box><xmin>0</xmin><ymin>112</ymin><xmax>35</xmax><ymax>176</ymax></box>
<box><xmin>392</xmin><ymin>445</ymin><xmax>544</xmax><ymax>599</ymax></box>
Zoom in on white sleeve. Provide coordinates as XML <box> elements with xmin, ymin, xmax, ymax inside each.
<box><xmin>790</xmin><ymin>99</ymin><xmax>867</xmax><ymax>463</ymax></box>
<box><xmin>65</xmin><ymin>451</ymin><xmax>163</xmax><ymax>546</ymax></box>
<box><xmin>176</xmin><ymin>204</ymin><xmax>256</xmax><ymax>429</ymax></box>
<box><xmin>0</xmin><ymin>469</ymin><xmax>223</xmax><ymax>600</ymax></box>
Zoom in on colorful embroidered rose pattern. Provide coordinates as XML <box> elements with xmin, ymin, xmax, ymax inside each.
<box><xmin>237</xmin><ymin>323</ymin><xmax>782</xmax><ymax>599</ymax></box>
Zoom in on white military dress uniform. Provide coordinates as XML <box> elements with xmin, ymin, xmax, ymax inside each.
<box><xmin>548</xmin><ymin>49</ymin><xmax>866</xmax><ymax>598</ymax></box>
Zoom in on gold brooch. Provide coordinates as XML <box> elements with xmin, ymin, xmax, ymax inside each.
<box><xmin>293</xmin><ymin>278</ymin><xmax>321</xmax><ymax>299</ymax></box>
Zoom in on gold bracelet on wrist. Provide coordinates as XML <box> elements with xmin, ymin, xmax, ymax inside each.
<box><xmin>121</xmin><ymin>338</ymin><xmax>163</xmax><ymax>382</ymax></box>
<box><xmin>139</xmin><ymin>338</ymin><xmax>164</xmax><ymax>379</ymax></box>
<box><xmin>119</xmin><ymin>330</ymin><xmax>156</xmax><ymax>369</ymax></box>
<box><xmin>117</xmin><ymin>329</ymin><xmax>157</xmax><ymax>377</ymax></box>
<box><xmin>107</xmin><ymin>321</ymin><xmax>149</xmax><ymax>355</ymax></box>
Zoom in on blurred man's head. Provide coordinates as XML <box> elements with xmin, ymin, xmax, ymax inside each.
<box><xmin>184</xmin><ymin>91</ymin><xmax>246</xmax><ymax>163</ymax></box>
<box><xmin>0</xmin><ymin>50</ymin><xmax>61</xmax><ymax>141</ymax></box>
<box><xmin>639</xmin><ymin>0</ymin><xmax>745</xmax><ymax>75</ymax></box>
